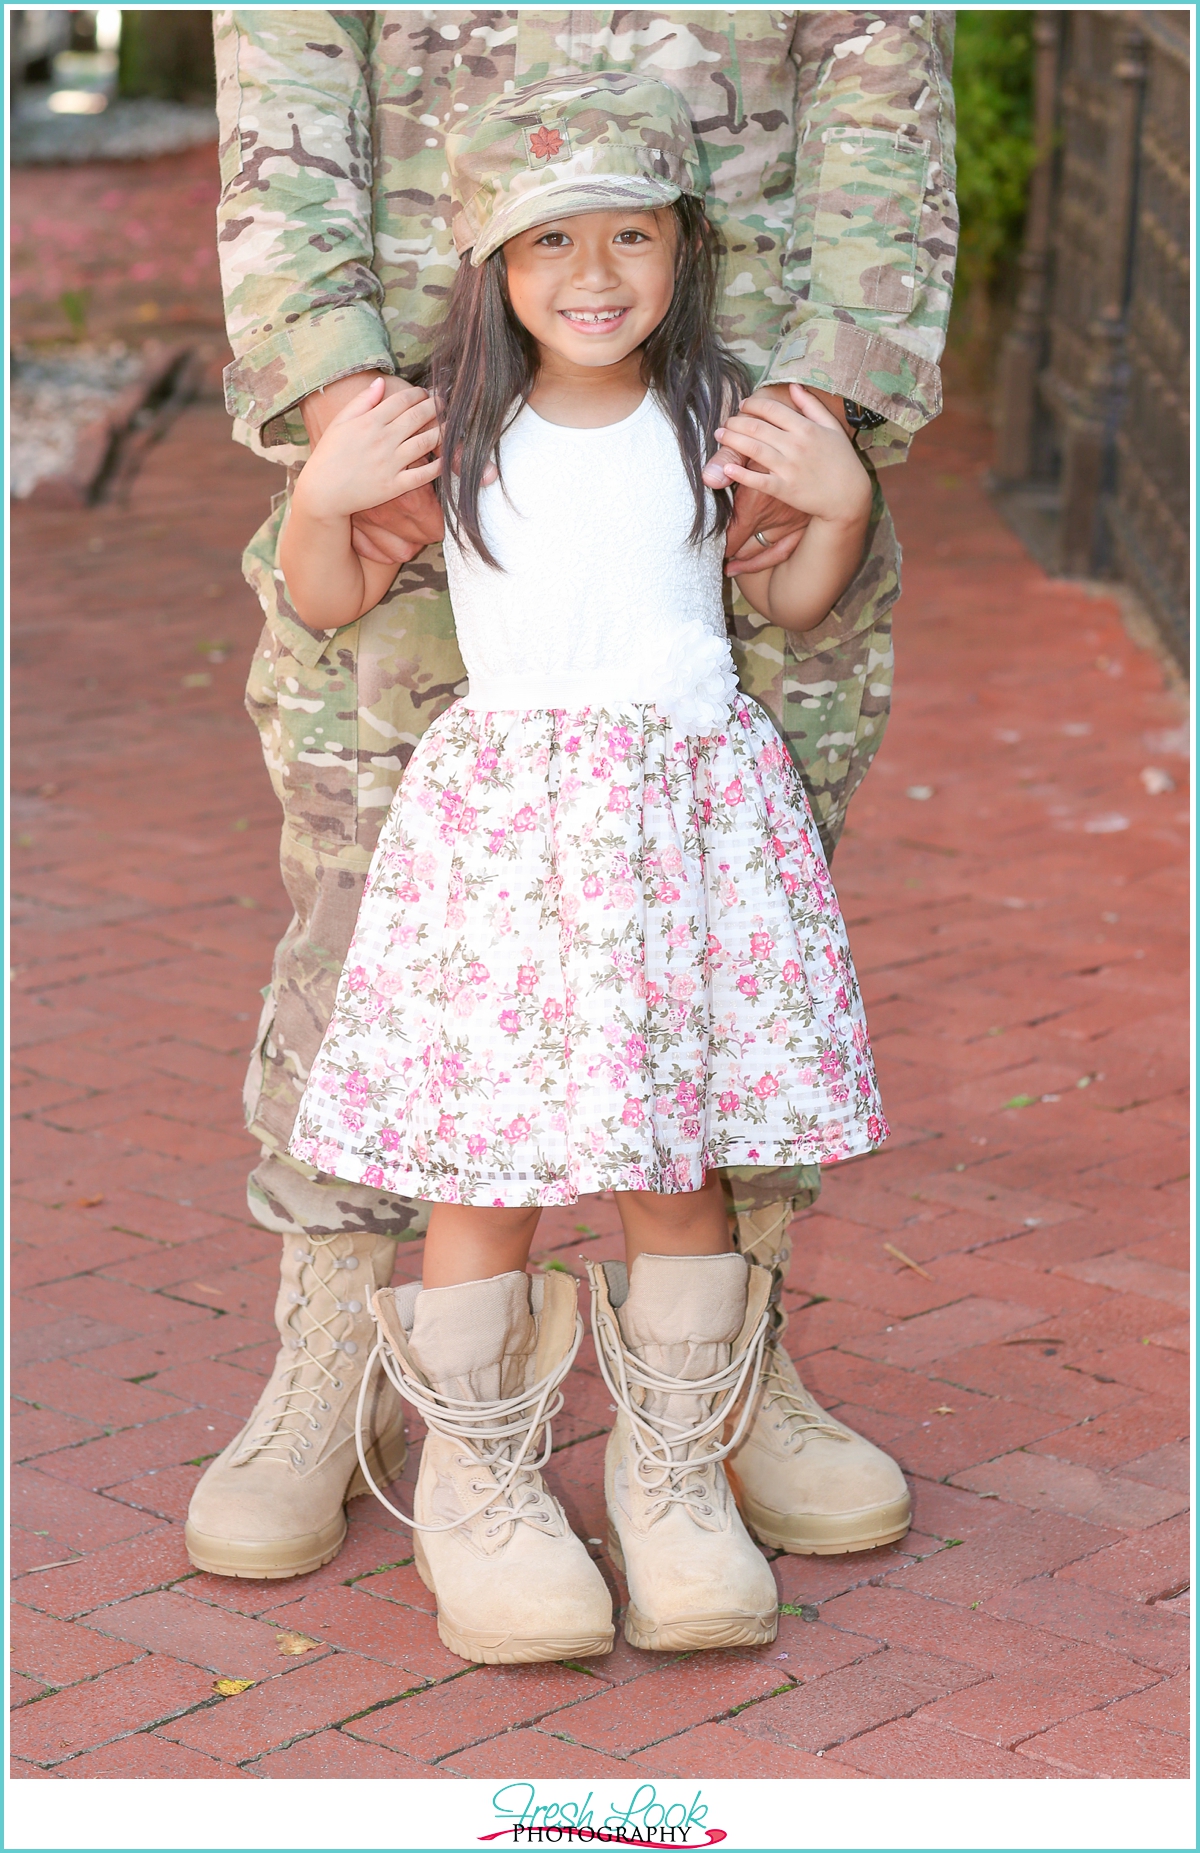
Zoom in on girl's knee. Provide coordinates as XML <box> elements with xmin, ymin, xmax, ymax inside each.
<box><xmin>626</xmin><ymin>1172</ymin><xmax>721</xmax><ymax>1209</ymax></box>
<box><xmin>426</xmin><ymin>1203</ymin><xmax>539</xmax><ymax>1239</ymax></box>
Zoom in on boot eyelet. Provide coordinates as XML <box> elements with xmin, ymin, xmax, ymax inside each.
<box><xmin>332</xmin><ymin>1380</ymin><xmax>343</xmax><ymax>1391</ymax></box>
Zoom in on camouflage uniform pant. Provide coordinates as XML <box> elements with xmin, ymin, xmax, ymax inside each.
<box><xmin>242</xmin><ymin>480</ymin><xmax>899</xmax><ymax>1244</ymax></box>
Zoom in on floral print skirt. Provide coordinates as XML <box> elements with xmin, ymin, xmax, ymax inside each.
<box><xmin>289</xmin><ymin>698</ymin><xmax>887</xmax><ymax>1207</ymax></box>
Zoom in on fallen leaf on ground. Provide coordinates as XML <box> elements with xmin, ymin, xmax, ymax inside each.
<box><xmin>932</xmin><ymin>1405</ymin><xmax>955</xmax><ymax>1416</ymax></box>
<box><xmin>213</xmin><ymin>1678</ymin><xmax>255</xmax><ymax>1696</ymax></box>
<box><xmin>75</xmin><ymin>1195</ymin><xmax>104</xmax><ymax>1208</ymax></box>
<box><xmin>275</xmin><ymin>1630</ymin><xmax>320</xmax><ymax>1656</ymax></box>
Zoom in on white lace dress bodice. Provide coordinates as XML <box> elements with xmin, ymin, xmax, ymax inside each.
<box><xmin>441</xmin><ymin>394</ymin><xmax>737</xmax><ymax>734</ymax></box>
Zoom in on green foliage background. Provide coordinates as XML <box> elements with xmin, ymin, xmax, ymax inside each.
<box><xmin>118</xmin><ymin>10</ymin><xmax>215</xmax><ymax>103</ymax></box>
<box><xmin>952</xmin><ymin>11</ymin><xmax>1038</xmax><ymax>302</ymax></box>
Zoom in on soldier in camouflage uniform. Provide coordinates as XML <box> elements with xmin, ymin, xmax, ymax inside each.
<box><xmin>186</xmin><ymin>9</ymin><xmax>956</xmax><ymax>1585</ymax></box>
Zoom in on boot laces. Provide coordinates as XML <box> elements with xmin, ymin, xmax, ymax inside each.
<box><xmin>734</xmin><ymin>1203</ymin><xmax>791</xmax><ymax>1266</ymax></box>
<box><xmin>591</xmin><ymin>1299</ymin><xmax>769</xmax><ymax>1522</ymax></box>
<box><xmin>235</xmin><ymin>1232</ymin><xmax>367</xmax><ymax>1471</ymax></box>
<box><xmin>355</xmin><ymin>1312</ymin><xmax>583</xmax><ymax>1537</ymax></box>
<box><xmin>760</xmin><ymin>1344</ymin><xmax>847</xmax><ymax>1450</ymax></box>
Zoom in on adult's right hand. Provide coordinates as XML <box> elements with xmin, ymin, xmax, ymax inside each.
<box><xmin>707</xmin><ymin>383</ymin><xmax>857</xmax><ymax>576</ymax></box>
<box><xmin>300</xmin><ymin>372</ymin><xmax>445</xmax><ymax>565</ymax></box>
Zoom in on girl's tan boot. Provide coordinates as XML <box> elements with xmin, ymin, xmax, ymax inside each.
<box><xmin>184</xmin><ymin>1227</ymin><xmax>406</xmax><ymax>1578</ymax></box>
<box><xmin>367</xmin><ymin>1270</ymin><xmax>614</xmax><ymax>1666</ymax></box>
<box><xmin>589</xmin><ymin>1253</ymin><xmax>779</xmax><ymax>1652</ymax></box>
<box><xmin>725</xmin><ymin>1203</ymin><xmax>911</xmax><ymax>1554</ymax></box>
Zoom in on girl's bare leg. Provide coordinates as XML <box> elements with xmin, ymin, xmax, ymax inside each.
<box><xmin>421</xmin><ymin>1204</ymin><xmax>541</xmax><ymax>1289</ymax></box>
<box><xmin>615</xmin><ymin>1169</ymin><xmax>732</xmax><ymax>1268</ymax></box>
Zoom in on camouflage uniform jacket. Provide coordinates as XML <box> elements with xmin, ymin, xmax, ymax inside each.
<box><xmin>214</xmin><ymin>8</ymin><xmax>956</xmax><ymax>1166</ymax></box>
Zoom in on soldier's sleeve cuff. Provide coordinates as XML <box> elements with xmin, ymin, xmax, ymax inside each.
<box><xmin>760</xmin><ymin>316</ymin><xmax>944</xmax><ymax>468</ymax></box>
<box><xmin>223</xmin><ymin>306</ymin><xmax>397</xmax><ymax>451</ymax></box>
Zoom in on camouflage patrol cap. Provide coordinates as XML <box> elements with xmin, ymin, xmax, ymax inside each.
<box><xmin>446</xmin><ymin>71</ymin><xmax>700</xmax><ymax>267</ymax></box>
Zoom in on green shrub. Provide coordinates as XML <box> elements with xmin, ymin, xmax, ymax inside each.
<box><xmin>117</xmin><ymin>10</ymin><xmax>214</xmax><ymax>103</ymax></box>
<box><xmin>953</xmin><ymin>11</ymin><xmax>1037</xmax><ymax>299</ymax></box>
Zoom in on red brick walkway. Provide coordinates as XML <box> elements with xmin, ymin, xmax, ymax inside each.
<box><xmin>11</xmin><ymin>392</ymin><xmax>1190</xmax><ymax>1780</ymax></box>
<box><xmin>12</xmin><ymin>143</ymin><xmax>226</xmax><ymax>349</ymax></box>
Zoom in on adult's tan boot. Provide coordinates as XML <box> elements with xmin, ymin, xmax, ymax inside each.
<box><xmin>185</xmin><ymin>1227</ymin><xmax>406</xmax><ymax>1578</ymax></box>
<box><xmin>368</xmin><ymin>1270</ymin><xmax>614</xmax><ymax>1666</ymax></box>
<box><xmin>725</xmin><ymin>1202</ymin><xmax>911</xmax><ymax>1555</ymax></box>
<box><xmin>589</xmin><ymin>1253</ymin><xmax>779</xmax><ymax>1653</ymax></box>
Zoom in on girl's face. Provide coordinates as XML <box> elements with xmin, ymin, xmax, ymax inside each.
<box><xmin>502</xmin><ymin>208</ymin><xmax>677</xmax><ymax>370</ymax></box>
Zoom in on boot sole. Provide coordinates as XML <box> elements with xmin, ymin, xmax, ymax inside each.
<box><xmin>734</xmin><ymin>1486</ymin><xmax>912</xmax><ymax>1557</ymax></box>
<box><xmin>624</xmin><ymin>1604</ymin><xmax>777</xmax><ymax>1652</ymax></box>
<box><xmin>184</xmin><ymin>1428</ymin><xmax>408</xmax><ymax>1580</ymax></box>
<box><xmin>606</xmin><ymin>1523</ymin><xmax>778</xmax><ymax>1652</ymax></box>
<box><xmin>437</xmin><ymin>1615</ymin><xmax>614</xmax><ymax>1665</ymax></box>
<box><xmin>415</xmin><ymin>1535</ymin><xmax>613</xmax><ymax>1664</ymax></box>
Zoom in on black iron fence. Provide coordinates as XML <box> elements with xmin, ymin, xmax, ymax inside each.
<box><xmin>992</xmin><ymin>8</ymin><xmax>1190</xmax><ymax>668</ymax></box>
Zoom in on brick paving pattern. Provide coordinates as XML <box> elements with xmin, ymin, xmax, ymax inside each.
<box><xmin>12</xmin><ymin>143</ymin><xmax>226</xmax><ymax>350</ymax></box>
<box><xmin>11</xmin><ymin>155</ymin><xmax>1190</xmax><ymax>1786</ymax></box>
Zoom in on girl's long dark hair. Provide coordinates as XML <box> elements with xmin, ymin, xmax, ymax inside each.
<box><xmin>426</xmin><ymin>196</ymin><xmax>750</xmax><ymax>568</ymax></box>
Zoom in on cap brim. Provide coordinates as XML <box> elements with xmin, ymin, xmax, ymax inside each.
<box><xmin>471</xmin><ymin>175</ymin><xmax>681</xmax><ymax>266</ymax></box>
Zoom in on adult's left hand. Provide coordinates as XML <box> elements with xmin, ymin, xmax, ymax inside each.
<box><xmin>707</xmin><ymin>383</ymin><xmax>853</xmax><ymax>577</ymax></box>
<box><xmin>349</xmin><ymin>486</ymin><xmax>445</xmax><ymax>564</ymax></box>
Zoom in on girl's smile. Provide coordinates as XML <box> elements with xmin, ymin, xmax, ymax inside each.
<box><xmin>503</xmin><ymin>209</ymin><xmax>677</xmax><ymax>377</ymax></box>
<box><xmin>558</xmin><ymin>306</ymin><xmax>632</xmax><ymax>332</ymax></box>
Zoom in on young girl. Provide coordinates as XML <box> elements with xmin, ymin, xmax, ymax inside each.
<box><xmin>284</xmin><ymin>73</ymin><xmax>887</xmax><ymax>1668</ymax></box>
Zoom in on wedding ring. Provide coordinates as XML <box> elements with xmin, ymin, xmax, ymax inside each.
<box><xmin>754</xmin><ymin>529</ymin><xmax>770</xmax><ymax>549</ymax></box>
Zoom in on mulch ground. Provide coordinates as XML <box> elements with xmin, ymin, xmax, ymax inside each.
<box><xmin>10</xmin><ymin>151</ymin><xmax>1190</xmax><ymax>1786</ymax></box>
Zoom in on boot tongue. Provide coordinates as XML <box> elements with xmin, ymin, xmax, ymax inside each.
<box><xmin>617</xmin><ymin>1254</ymin><xmax>748</xmax><ymax>1445</ymax></box>
<box><xmin>408</xmin><ymin>1271</ymin><xmax>536</xmax><ymax>1407</ymax></box>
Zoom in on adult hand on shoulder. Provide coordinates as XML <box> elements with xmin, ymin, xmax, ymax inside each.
<box><xmin>301</xmin><ymin>373</ymin><xmax>445</xmax><ymax>564</ymax></box>
<box><xmin>707</xmin><ymin>384</ymin><xmax>854</xmax><ymax>577</ymax></box>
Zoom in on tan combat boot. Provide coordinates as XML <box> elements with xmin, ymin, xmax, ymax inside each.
<box><xmin>725</xmin><ymin>1203</ymin><xmax>911</xmax><ymax>1555</ymax></box>
<box><xmin>369</xmin><ymin>1270</ymin><xmax>614</xmax><ymax>1666</ymax></box>
<box><xmin>185</xmin><ymin>1227</ymin><xmax>406</xmax><ymax>1578</ymax></box>
<box><xmin>589</xmin><ymin>1253</ymin><xmax>779</xmax><ymax>1652</ymax></box>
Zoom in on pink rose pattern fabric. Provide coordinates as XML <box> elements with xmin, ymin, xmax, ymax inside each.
<box><xmin>291</xmin><ymin>700</ymin><xmax>887</xmax><ymax>1206</ymax></box>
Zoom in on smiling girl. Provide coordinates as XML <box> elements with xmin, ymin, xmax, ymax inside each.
<box><xmin>280</xmin><ymin>74</ymin><xmax>887</xmax><ymax>1669</ymax></box>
